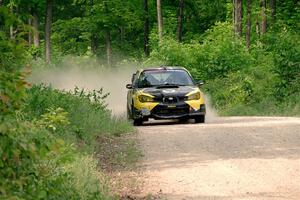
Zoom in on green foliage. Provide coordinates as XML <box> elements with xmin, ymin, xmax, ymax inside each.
<box><xmin>35</xmin><ymin>107</ymin><xmax>70</xmax><ymax>132</ymax></box>
<box><xmin>0</xmin><ymin>6</ymin><xmax>132</xmax><ymax>196</ymax></box>
<box><xmin>64</xmin><ymin>155</ymin><xmax>112</xmax><ymax>200</ymax></box>
<box><xmin>0</xmin><ymin>117</ymin><xmax>71</xmax><ymax>199</ymax></box>
<box><xmin>148</xmin><ymin>22</ymin><xmax>300</xmax><ymax>116</ymax></box>
<box><xmin>52</xmin><ymin>17</ymin><xmax>91</xmax><ymax>55</ymax></box>
<box><xmin>0</xmin><ymin>69</ymin><xmax>129</xmax><ymax>199</ymax></box>
<box><xmin>262</xmin><ymin>31</ymin><xmax>300</xmax><ymax>99</ymax></box>
<box><xmin>0</xmin><ymin>118</ymin><xmax>114</xmax><ymax>200</ymax></box>
<box><xmin>275</xmin><ymin>0</ymin><xmax>300</xmax><ymax>31</ymax></box>
<box><xmin>0</xmin><ymin>71</ymin><xmax>28</xmax><ymax>116</ymax></box>
<box><xmin>24</xmin><ymin>85</ymin><xmax>132</xmax><ymax>149</ymax></box>
<box><xmin>0</xmin><ymin>6</ymin><xmax>30</xmax><ymax>66</ymax></box>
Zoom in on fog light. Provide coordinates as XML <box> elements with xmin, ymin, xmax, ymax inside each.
<box><xmin>141</xmin><ymin>108</ymin><xmax>151</xmax><ymax>116</ymax></box>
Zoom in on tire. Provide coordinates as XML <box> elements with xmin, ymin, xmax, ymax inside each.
<box><xmin>195</xmin><ymin>115</ymin><xmax>205</xmax><ymax>123</ymax></box>
<box><xmin>133</xmin><ymin>119</ymin><xmax>143</xmax><ymax>126</ymax></box>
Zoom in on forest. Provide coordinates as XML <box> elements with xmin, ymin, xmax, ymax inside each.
<box><xmin>0</xmin><ymin>0</ymin><xmax>299</xmax><ymax>199</ymax></box>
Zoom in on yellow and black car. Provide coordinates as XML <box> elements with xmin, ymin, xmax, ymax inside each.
<box><xmin>126</xmin><ymin>66</ymin><xmax>206</xmax><ymax>125</ymax></box>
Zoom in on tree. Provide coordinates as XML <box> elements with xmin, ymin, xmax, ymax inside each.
<box><xmin>9</xmin><ymin>3</ymin><xmax>15</xmax><ymax>39</ymax></box>
<box><xmin>176</xmin><ymin>0</ymin><xmax>184</xmax><ymax>42</ymax></box>
<box><xmin>270</xmin><ymin>0</ymin><xmax>276</xmax><ymax>24</ymax></box>
<box><xmin>233</xmin><ymin>0</ymin><xmax>242</xmax><ymax>37</ymax></box>
<box><xmin>104</xmin><ymin>1</ymin><xmax>112</xmax><ymax>66</ymax></box>
<box><xmin>144</xmin><ymin>0</ymin><xmax>150</xmax><ymax>57</ymax></box>
<box><xmin>45</xmin><ymin>0</ymin><xmax>53</xmax><ymax>63</ymax></box>
<box><xmin>104</xmin><ymin>30</ymin><xmax>112</xmax><ymax>66</ymax></box>
<box><xmin>157</xmin><ymin>0</ymin><xmax>163</xmax><ymax>42</ymax></box>
<box><xmin>89</xmin><ymin>0</ymin><xmax>98</xmax><ymax>54</ymax></box>
<box><xmin>261</xmin><ymin>0</ymin><xmax>267</xmax><ymax>34</ymax></box>
<box><xmin>32</xmin><ymin>7</ymin><xmax>40</xmax><ymax>48</ymax></box>
<box><xmin>28</xmin><ymin>13</ymin><xmax>33</xmax><ymax>46</ymax></box>
<box><xmin>246</xmin><ymin>0</ymin><xmax>251</xmax><ymax>49</ymax></box>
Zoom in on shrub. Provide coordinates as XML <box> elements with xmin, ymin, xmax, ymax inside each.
<box><xmin>23</xmin><ymin>85</ymin><xmax>133</xmax><ymax>150</ymax></box>
<box><xmin>0</xmin><ymin>118</ymin><xmax>74</xmax><ymax>199</ymax></box>
<box><xmin>0</xmin><ymin>117</ymin><xmax>114</xmax><ymax>200</ymax></box>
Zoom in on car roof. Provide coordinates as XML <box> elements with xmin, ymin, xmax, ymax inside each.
<box><xmin>139</xmin><ymin>66</ymin><xmax>188</xmax><ymax>73</ymax></box>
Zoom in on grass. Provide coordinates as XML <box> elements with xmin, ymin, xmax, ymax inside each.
<box><xmin>23</xmin><ymin>85</ymin><xmax>133</xmax><ymax>151</ymax></box>
<box><xmin>97</xmin><ymin>133</ymin><xmax>142</xmax><ymax>172</ymax></box>
<box><xmin>218</xmin><ymin>95</ymin><xmax>300</xmax><ymax>117</ymax></box>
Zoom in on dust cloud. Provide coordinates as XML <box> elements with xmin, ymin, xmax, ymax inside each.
<box><xmin>29</xmin><ymin>59</ymin><xmax>138</xmax><ymax>116</ymax></box>
<box><xmin>204</xmin><ymin>96</ymin><xmax>219</xmax><ymax>123</ymax></box>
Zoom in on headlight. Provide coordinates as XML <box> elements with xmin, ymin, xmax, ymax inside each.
<box><xmin>138</xmin><ymin>95</ymin><xmax>154</xmax><ymax>102</ymax></box>
<box><xmin>187</xmin><ymin>92</ymin><xmax>201</xmax><ymax>100</ymax></box>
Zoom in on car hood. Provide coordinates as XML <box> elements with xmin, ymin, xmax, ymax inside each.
<box><xmin>140</xmin><ymin>86</ymin><xmax>199</xmax><ymax>97</ymax></box>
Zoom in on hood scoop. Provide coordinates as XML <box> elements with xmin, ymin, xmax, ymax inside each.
<box><xmin>156</xmin><ymin>85</ymin><xmax>179</xmax><ymax>89</ymax></box>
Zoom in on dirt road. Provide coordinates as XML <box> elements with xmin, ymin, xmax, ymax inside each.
<box><xmin>137</xmin><ymin>117</ymin><xmax>300</xmax><ymax>200</ymax></box>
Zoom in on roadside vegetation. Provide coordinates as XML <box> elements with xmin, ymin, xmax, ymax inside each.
<box><xmin>0</xmin><ymin>0</ymin><xmax>299</xmax><ymax>199</ymax></box>
<box><xmin>148</xmin><ymin>22</ymin><xmax>300</xmax><ymax>116</ymax></box>
<box><xmin>0</xmin><ymin>12</ymin><xmax>133</xmax><ymax>198</ymax></box>
<box><xmin>1</xmin><ymin>69</ymin><xmax>133</xmax><ymax>199</ymax></box>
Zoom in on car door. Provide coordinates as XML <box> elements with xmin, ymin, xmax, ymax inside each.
<box><xmin>127</xmin><ymin>71</ymin><xmax>139</xmax><ymax>117</ymax></box>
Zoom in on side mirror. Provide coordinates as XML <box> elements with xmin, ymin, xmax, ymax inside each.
<box><xmin>126</xmin><ymin>84</ymin><xmax>133</xmax><ymax>89</ymax></box>
<box><xmin>196</xmin><ymin>80</ymin><xmax>204</xmax><ymax>87</ymax></box>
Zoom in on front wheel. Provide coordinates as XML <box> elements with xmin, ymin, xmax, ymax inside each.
<box><xmin>195</xmin><ymin>115</ymin><xmax>205</xmax><ymax>123</ymax></box>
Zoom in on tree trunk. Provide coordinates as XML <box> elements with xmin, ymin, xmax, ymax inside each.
<box><xmin>91</xmin><ymin>34</ymin><xmax>98</xmax><ymax>55</ymax></box>
<box><xmin>32</xmin><ymin>9</ymin><xmax>40</xmax><ymax>48</ymax></box>
<box><xmin>45</xmin><ymin>0</ymin><xmax>53</xmax><ymax>63</ymax></box>
<box><xmin>9</xmin><ymin>6</ymin><xmax>15</xmax><ymax>39</ymax></box>
<box><xmin>176</xmin><ymin>0</ymin><xmax>184</xmax><ymax>42</ymax></box>
<box><xmin>261</xmin><ymin>0</ymin><xmax>267</xmax><ymax>34</ymax></box>
<box><xmin>270</xmin><ymin>0</ymin><xmax>276</xmax><ymax>24</ymax></box>
<box><xmin>105</xmin><ymin>30</ymin><xmax>112</xmax><ymax>67</ymax></box>
<box><xmin>234</xmin><ymin>0</ymin><xmax>242</xmax><ymax>37</ymax></box>
<box><xmin>232</xmin><ymin>0</ymin><xmax>235</xmax><ymax>32</ymax></box>
<box><xmin>10</xmin><ymin>26</ymin><xmax>15</xmax><ymax>39</ymax></box>
<box><xmin>256</xmin><ymin>19</ymin><xmax>260</xmax><ymax>36</ymax></box>
<box><xmin>246</xmin><ymin>0</ymin><xmax>251</xmax><ymax>49</ymax></box>
<box><xmin>119</xmin><ymin>26</ymin><xmax>125</xmax><ymax>42</ymax></box>
<box><xmin>156</xmin><ymin>0</ymin><xmax>163</xmax><ymax>43</ymax></box>
<box><xmin>90</xmin><ymin>0</ymin><xmax>98</xmax><ymax>55</ymax></box>
<box><xmin>28</xmin><ymin>17</ymin><xmax>33</xmax><ymax>46</ymax></box>
<box><xmin>144</xmin><ymin>0</ymin><xmax>150</xmax><ymax>57</ymax></box>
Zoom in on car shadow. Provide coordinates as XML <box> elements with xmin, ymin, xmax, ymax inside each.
<box><xmin>141</xmin><ymin>119</ymin><xmax>194</xmax><ymax>126</ymax></box>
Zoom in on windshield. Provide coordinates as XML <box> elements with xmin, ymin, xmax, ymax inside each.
<box><xmin>137</xmin><ymin>70</ymin><xmax>194</xmax><ymax>88</ymax></box>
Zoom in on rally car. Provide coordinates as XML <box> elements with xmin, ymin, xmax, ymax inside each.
<box><xmin>126</xmin><ymin>66</ymin><xmax>206</xmax><ymax>125</ymax></box>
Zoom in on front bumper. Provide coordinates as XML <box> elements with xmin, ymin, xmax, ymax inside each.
<box><xmin>133</xmin><ymin>102</ymin><xmax>206</xmax><ymax>120</ymax></box>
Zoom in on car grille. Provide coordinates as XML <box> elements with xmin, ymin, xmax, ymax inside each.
<box><xmin>153</xmin><ymin>96</ymin><xmax>188</xmax><ymax>103</ymax></box>
<box><xmin>151</xmin><ymin>104</ymin><xmax>190</xmax><ymax>117</ymax></box>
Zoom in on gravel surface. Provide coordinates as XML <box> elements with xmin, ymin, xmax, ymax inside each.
<box><xmin>137</xmin><ymin>117</ymin><xmax>300</xmax><ymax>200</ymax></box>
